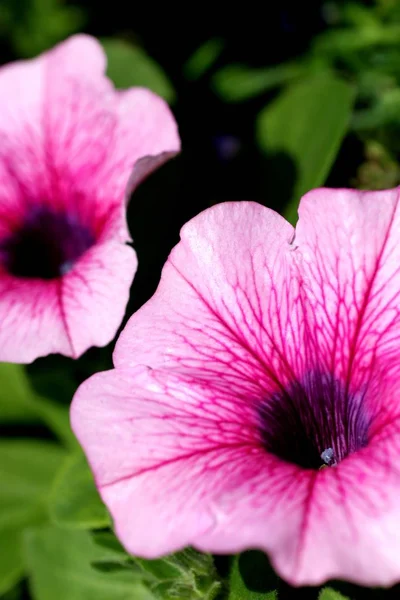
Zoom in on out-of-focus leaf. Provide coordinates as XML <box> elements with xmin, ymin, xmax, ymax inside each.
<box><xmin>213</xmin><ymin>62</ymin><xmax>305</xmax><ymax>102</ymax></box>
<box><xmin>91</xmin><ymin>531</ymin><xmax>128</xmax><ymax>558</ymax></box>
<box><xmin>0</xmin><ymin>363</ymin><xmax>76</xmax><ymax>449</ymax></box>
<box><xmin>0</xmin><ymin>364</ymin><xmax>37</xmax><ymax>422</ymax></box>
<box><xmin>183</xmin><ymin>38</ymin><xmax>225</xmax><ymax>81</ymax></box>
<box><xmin>257</xmin><ymin>73</ymin><xmax>355</xmax><ymax>224</ymax></box>
<box><xmin>0</xmin><ymin>0</ymin><xmax>85</xmax><ymax>57</ymax></box>
<box><xmin>0</xmin><ymin>441</ymin><xmax>66</xmax><ymax>595</ymax></box>
<box><xmin>34</xmin><ymin>395</ymin><xmax>77</xmax><ymax>450</ymax></box>
<box><xmin>319</xmin><ymin>588</ymin><xmax>350</xmax><ymax>600</ymax></box>
<box><xmin>23</xmin><ymin>526</ymin><xmax>153</xmax><ymax>600</ymax></box>
<box><xmin>228</xmin><ymin>552</ymin><xmax>277</xmax><ymax>600</ymax></box>
<box><xmin>91</xmin><ymin>532</ymin><xmax>141</xmax><ymax>576</ymax></box>
<box><xmin>311</xmin><ymin>23</ymin><xmax>400</xmax><ymax>59</ymax></box>
<box><xmin>1</xmin><ymin>583</ymin><xmax>24</xmax><ymax>600</ymax></box>
<box><xmin>101</xmin><ymin>38</ymin><xmax>175</xmax><ymax>103</ymax></box>
<box><xmin>50</xmin><ymin>452</ymin><xmax>110</xmax><ymax>529</ymax></box>
<box><xmin>344</xmin><ymin>2</ymin><xmax>380</xmax><ymax>28</ymax></box>
<box><xmin>28</xmin><ymin>360</ymin><xmax>77</xmax><ymax>405</ymax></box>
<box><xmin>353</xmin><ymin>88</ymin><xmax>400</xmax><ymax>131</ymax></box>
<box><xmin>132</xmin><ymin>548</ymin><xmax>221</xmax><ymax>600</ymax></box>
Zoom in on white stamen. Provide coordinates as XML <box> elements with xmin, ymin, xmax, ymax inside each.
<box><xmin>321</xmin><ymin>447</ymin><xmax>335</xmax><ymax>466</ymax></box>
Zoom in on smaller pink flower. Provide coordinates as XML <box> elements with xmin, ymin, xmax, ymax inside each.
<box><xmin>72</xmin><ymin>189</ymin><xmax>400</xmax><ymax>587</ymax></box>
<box><xmin>0</xmin><ymin>34</ymin><xmax>180</xmax><ymax>363</ymax></box>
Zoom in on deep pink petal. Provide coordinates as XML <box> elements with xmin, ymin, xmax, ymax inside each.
<box><xmin>114</xmin><ymin>202</ymin><xmax>297</xmax><ymax>389</ymax></box>
<box><xmin>0</xmin><ymin>52</ymin><xmax>46</xmax><ymax>230</ymax></box>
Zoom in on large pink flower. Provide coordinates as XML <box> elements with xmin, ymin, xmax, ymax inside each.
<box><xmin>72</xmin><ymin>189</ymin><xmax>400</xmax><ymax>586</ymax></box>
<box><xmin>0</xmin><ymin>34</ymin><xmax>180</xmax><ymax>363</ymax></box>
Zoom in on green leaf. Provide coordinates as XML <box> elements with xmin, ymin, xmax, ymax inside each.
<box><xmin>183</xmin><ymin>38</ymin><xmax>225</xmax><ymax>81</ymax></box>
<box><xmin>35</xmin><ymin>395</ymin><xmax>78</xmax><ymax>450</ymax></box>
<box><xmin>0</xmin><ymin>362</ymin><xmax>76</xmax><ymax>449</ymax></box>
<box><xmin>101</xmin><ymin>38</ymin><xmax>175</xmax><ymax>103</ymax></box>
<box><xmin>352</xmin><ymin>88</ymin><xmax>400</xmax><ymax>131</ymax></box>
<box><xmin>319</xmin><ymin>588</ymin><xmax>350</xmax><ymax>600</ymax></box>
<box><xmin>0</xmin><ymin>364</ymin><xmax>37</xmax><ymax>422</ymax></box>
<box><xmin>133</xmin><ymin>549</ymin><xmax>222</xmax><ymax>600</ymax></box>
<box><xmin>24</xmin><ymin>526</ymin><xmax>153</xmax><ymax>600</ymax></box>
<box><xmin>0</xmin><ymin>0</ymin><xmax>85</xmax><ymax>57</ymax></box>
<box><xmin>0</xmin><ymin>440</ymin><xmax>66</xmax><ymax>596</ymax></box>
<box><xmin>228</xmin><ymin>552</ymin><xmax>277</xmax><ymax>600</ymax></box>
<box><xmin>50</xmin><ymin>452</ymin><xmax>110</xmax><ymax>530</ymax></box>
<box><xmin>213</xmin><ymin>62</ymin><xmax>305</xmax><ymax>102</ymax></box>
<box><xmin>1</xmin><ymin>582</ymin><xmax>24</xmax><ymax>600</ymax></box>
<box><xmin>257</xmin><ymin>73</ymin><xmax>355</xmax><ymax>224</ymax></box>
<box><xmin>91</xmin><ymin>532</ymin><xmax>129</xmax><ymax>559</ymax></box>
<box><xmin>91</xmin><ymin>532</ymin><xmax>142</xmax><ymax>576</ymax></box>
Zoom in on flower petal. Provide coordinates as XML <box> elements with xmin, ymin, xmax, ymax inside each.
<box><xmin>40</xmin><ymin>36</ymin><xmax>116</xmax><ymax>213</ymax></box>
<box><xmin>72</xmin><ymin>365</ymin><xmax>400</xmax><ymax>587</ymax></box>
<box><xmin>42</xmin><ymin>43</ymin><xmax>180</xmax><ymax>228</ymax></box>
<box><xmin>0</xmin><ymin>49</ymin><xmax>45</xmax><ymax>227</ymax></box>
<box><xmin>0</xmin><ymin>277</ymin><xmax>72</xmax><ymax>363</ymax></box>
<box><xmin>0</xmin><ymin>34</ymin><xmax>180</xmax><ymax>362</ymax></box>
<box><xmin>0</xmin><ymin>241</ymin><xmax>136</xmax><ymax>362</ymax></box>
<box><xmin>294</xmin><ymin>187</ymin><xmax>400</xmax><ymax>391</ymax></box>
<box><xmin>100</xmin><ymin>88</ymin><xmax>181</xmax><ymax>202</ymax></box>
<box><xmin>0</xmin><ymin>35</ymin><xmax>179</xmax><ymax>241</ymax></box>
<box><xmin>71</xmin><ymin>366</ymin><xmax>309</xmax><ymax>567</ymax></box>
<box><xmin>56</xmin><ymin>241</ymin><xmax>137</xmax><ymax>359</ymax></box>
<box><xmin>91</xmin><ymin>88</ymin><xmax>180</xmax><ymax>242</ymax></box>
<box><xmin>114</xmin><ymin>202</ymin><xmax>296</xmax><ymax>388</ymax></box>
<box><xmin>0</xmin><ymin>35</ymin><xmax>114</xmax><ymax>231</ymax></box>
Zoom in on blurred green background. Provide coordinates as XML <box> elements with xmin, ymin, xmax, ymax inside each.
<box><xmin>2</xmin><ymin>1</ymin><xmax>400</xmax><ymax>598</ymax></box>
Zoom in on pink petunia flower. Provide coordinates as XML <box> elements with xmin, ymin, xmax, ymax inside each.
<box><xmin>0</xmin><ymin>34</ymin><xmax>180</xmax><ymax>363</ymax></box>
<box><xmin>71</xmin><ymin>189</ymin><xmax>400</xmax><ymax>586</ymax></box>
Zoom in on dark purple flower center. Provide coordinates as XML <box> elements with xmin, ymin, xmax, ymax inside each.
<box><xmin>0</xmin><ymin>206</ymin><xmax>95</xmax><ymax>280</ymax></box>
<box><xmin>258</xmin><ymin>372</ymin><xmax>371</xmax><ymax>470</ymax></box>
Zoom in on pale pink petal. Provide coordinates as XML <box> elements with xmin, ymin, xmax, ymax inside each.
<box><xmin>279</xmin><ymin>414</ymin><xmax>400</xmax><ymax>587</ymax></box>
<box><xmin>42</xmin><ymin>46</ymin><xmax>180</xmax><ymax>231</ymax></box>
<box><xmin>0</xmin><ymin>34</ymin><xmax>179</xmax><ymax>232</ymax></box>
<box><xmin>54</xmin><ymin>241</ymin><xmax>137</xmax><ymax>359</ymax></box>
<box><xmin>294</xmin><ymin>187</ymin><xmax>400</xmax><ymax>392</ymax></box>
<box><xmin>73</xmin><ymin>191</ymin><xmax>400</xmax><ymax>586</ymax></box>
<box><xmin>0</xmin><ymin>241</ymin><xmax>136</xmax><ymax>363</ymax></box>
<box><xmin>46</xmin><ymin>34</ymin><xmax>107</xmax><ymax>81</ymax></box>
<box><xmin>93</xmin><ymin>88</ymin><xmax>180</xmax><ymax>242</ymax></box>
<box><xmin>72</xmin><ymin>365</ymin><xmax>400</xmax><ymax>586</ymax></box>
<box><xmin>40</xmin><ymin>36</ymin><xmax>116</xmax><ymax>218</ymax></box>
<box><xmin>70</xmin><ymin>366</ymin><xmax>307</xmax><ymax>563</ymax></box>
<box><xmin>0</xmin><ymin>277</ymin><xmax>72</xmax><ymax>363</ymax></box>
<box><xmin>99</xmin><ymin>88</ymin><xmax>181</xmax><ymax>202</ymax></box>
<box><xmin>114</xmin><ymin>202</ymin><xmax>298</xmax><ymax>389</ymax></box>
<box><xmin>0</xmin><ymin>35</ymin><xmax>110</xmax><ymax>218</ymax></box>
<box><xmin>0</xmin><ymin>34</ymin><xmax>179</xmax><ymax>362</ymax></box>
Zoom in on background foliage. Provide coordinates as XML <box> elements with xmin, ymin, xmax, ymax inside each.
<box><xmin>1</xmin><ymin>1</ymin><xmax>400</xmax><ymax>598</ymax></box>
